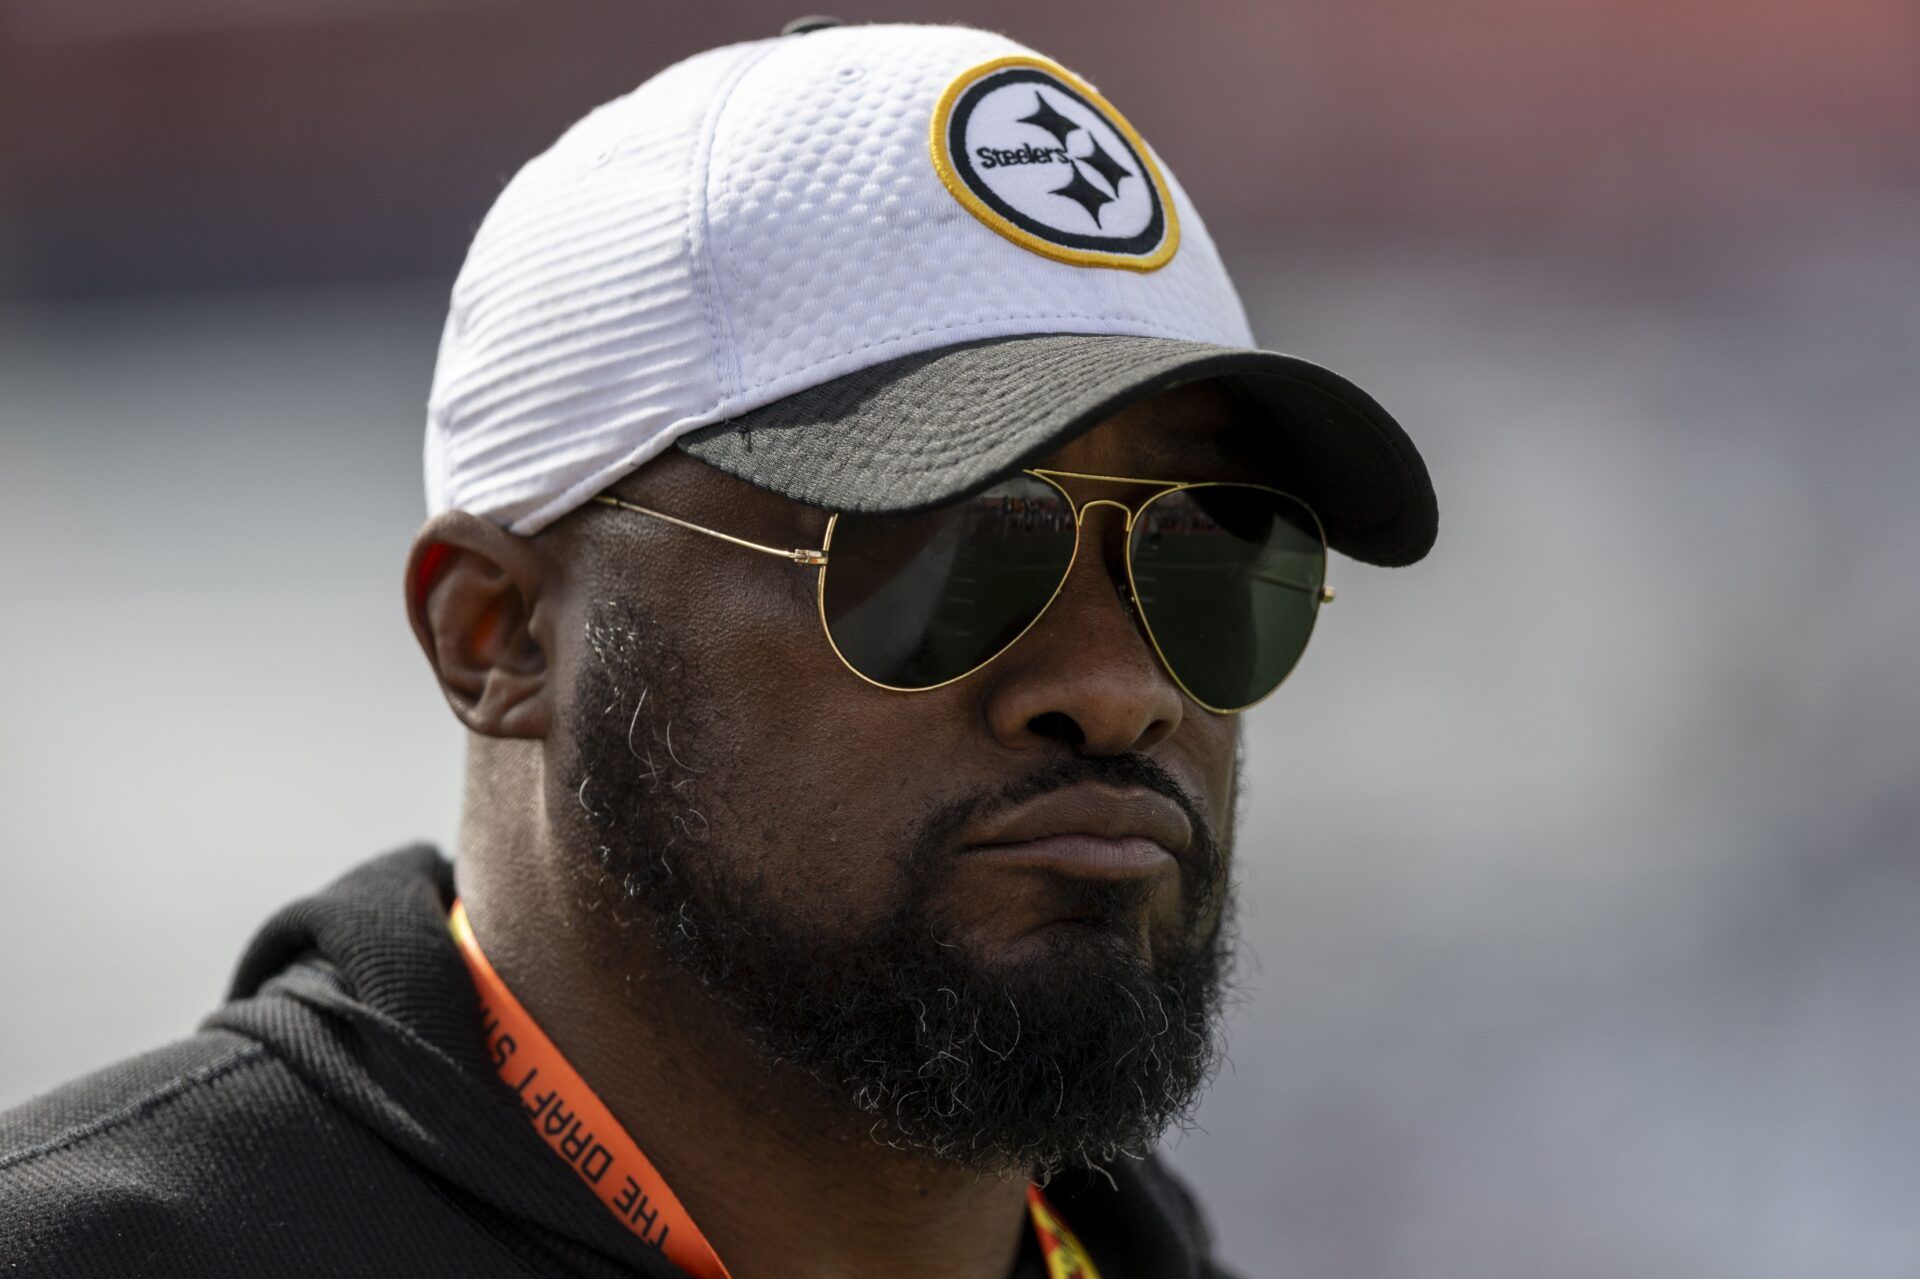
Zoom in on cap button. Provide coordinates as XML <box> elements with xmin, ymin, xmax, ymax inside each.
<box><xmin>780</xmin><ymin>15</ymin><xmax>842</xmax><ymax>35</ymax></box>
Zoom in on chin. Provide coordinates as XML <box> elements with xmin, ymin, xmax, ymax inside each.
<box><xmin>964</xmin><ymin>912</ymin><xmax>1157</xmax><ymax>977</ymax></box>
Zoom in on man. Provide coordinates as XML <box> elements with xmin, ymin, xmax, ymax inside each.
<box><xmin>0</xmin><ymin>19</ymin><xmax>1433</xmax><ymax>1278</ymax></box>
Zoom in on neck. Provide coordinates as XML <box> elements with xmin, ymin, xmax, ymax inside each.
<box><xmin>454</xmin><ymin>744</ymin><xmax>1031</xmax><ymax>1279</ymax></box>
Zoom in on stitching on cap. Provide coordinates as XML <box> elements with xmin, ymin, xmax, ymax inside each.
<box><xmin>687</xmin><ymin>40</ymin><xmax>787</xmax><ymax>404</ymax></box>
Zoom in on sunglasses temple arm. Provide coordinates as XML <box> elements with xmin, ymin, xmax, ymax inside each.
<box><xmin>591</xmin><ymin>495</ymin><xmax>828</xmax><ymax>565</ymax></box>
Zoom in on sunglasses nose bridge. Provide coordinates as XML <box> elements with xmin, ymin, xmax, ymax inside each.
<box><xmin>1072</xmin><ymin>497</ymin><xmax>1137</xmax><ymax>530</ymax></box>
<box><xmin>1051</xmin><ymin>496</ymin><xmax>1148</xmax><ymax>627</ymax></box>
<box><xmin>1063</xmin><ymin>497</ymin><xmax>1138</xmax><ymax>582</ymax></box>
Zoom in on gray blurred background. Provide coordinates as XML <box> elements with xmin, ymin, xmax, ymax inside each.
<box><xmin>3</xmin><ymin>3</ymin><xmax>1917</xmax><ymax>1275</ymax></box>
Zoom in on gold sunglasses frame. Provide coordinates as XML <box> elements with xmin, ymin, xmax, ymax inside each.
<box><xmin>591</xmin><ymin>468</ymin><xmax>1332</xmax><ymax>715</ymax></box>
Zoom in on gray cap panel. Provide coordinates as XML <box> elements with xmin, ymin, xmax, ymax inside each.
<box><xmin>679</xmin><ymin>333</ymin><xmax>1436</xmax><ymax>567</ymax></box>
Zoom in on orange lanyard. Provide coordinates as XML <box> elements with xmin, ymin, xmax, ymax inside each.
<box><xmin>451</xmin><ymin>901</ymin><xmax>729</xmax><ymax>1278</ymax></box>
<box><xmin>449</xmin><ymin>900</ymin><xmax>1100</xmax><ymax>1279</ymax></box>
<box><xmin>1025</xmin><ymin>1183</ymin><xmax>1102</xmax><ymax>1279</ymax></box>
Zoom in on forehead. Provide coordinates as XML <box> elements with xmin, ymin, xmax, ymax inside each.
<box><xmin>1036</xmin><ymin>380</ymin><xmax>1263</xmax><ymax>480</ymax></box>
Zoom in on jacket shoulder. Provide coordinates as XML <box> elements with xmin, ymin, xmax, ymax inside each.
<box><xmin>0</xmin><ymin>1030</ymin><xmax>280</xmax><ymax>1273</ymax></box>
<box><xmin>0</xmin><ymin>1028</ymin><xmax>531</xmax><ymax>1278</ymax></box>
<box><xmin>0</xmin><ymin>1029</ymin><xmax>269</xmax><ymax>1166</ymax></box>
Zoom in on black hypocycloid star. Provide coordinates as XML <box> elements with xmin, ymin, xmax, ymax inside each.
<box><xmin>1077</xmin><ymin>136</ymin><xmax>1132</xmax><ymax>194</ymax></box>
<box><xmin>1018</xmin><ymin>91</ymin><xmax>1079</xmax><ymax>146</ymax></box>
<box><xmin>1050</xmin><ymin>164</ymin><xmax>1115</xmax><ymax>224</ymax></box>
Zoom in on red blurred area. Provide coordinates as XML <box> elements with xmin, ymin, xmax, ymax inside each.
<box><xmin>2</xmin><ymin>0</ymin><xmax>1914</xmax><ymax>295</ymax></box>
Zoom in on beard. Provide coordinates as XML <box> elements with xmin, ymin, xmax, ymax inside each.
<box><xmin>565</xmin><ymin>603</ymin><xmax>1232</xmax><ymax>1177</ymax></box>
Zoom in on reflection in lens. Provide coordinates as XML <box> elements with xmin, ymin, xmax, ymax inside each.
<box><xmin>1128</xmin><ymin>485</ymin><xmax>1324</xmax><ymax>711</ymax></box>
<box><xmin>822</xmin><ymin>475</ymin><xmax>1079</xmax><ymax>689</ymax></box>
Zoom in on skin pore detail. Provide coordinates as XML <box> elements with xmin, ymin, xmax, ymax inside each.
<box><xmin>413</xmin><ymin>382</ymin><xmax>1260</xmax><ymax>1279</ymax></box>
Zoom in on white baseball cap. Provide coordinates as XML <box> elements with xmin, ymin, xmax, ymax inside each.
<box><xmin>425</xmin><ymin>19</ymin><xmax>1436</xmax><ymax>565</ymax></box>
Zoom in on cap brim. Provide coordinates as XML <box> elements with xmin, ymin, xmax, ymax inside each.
<box><xmin>677</xmin><ymin>333</ymin><xmax>1436</xmax><ymax>566</ymax></box>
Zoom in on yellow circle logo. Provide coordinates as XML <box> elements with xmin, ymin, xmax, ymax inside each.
<box><xmin>930</xmin><ymin>56</ymin><xmax>1181</xmax><ymax>272</ymax></box>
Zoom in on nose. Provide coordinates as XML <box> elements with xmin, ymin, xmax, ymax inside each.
<box><xmin>979</xmin><ymin>508</ymin><xmax>1186</xmax><ymax>755</ymax></box>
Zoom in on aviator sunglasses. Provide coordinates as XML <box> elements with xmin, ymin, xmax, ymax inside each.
<box><xmin>593</xmin><ymin>469</ymin><xmax>1332</xmax><ymax>714</ymax></box>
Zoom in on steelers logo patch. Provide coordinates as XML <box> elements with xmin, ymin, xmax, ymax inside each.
<box><xmin>931</xmin><ymin>56</ymin><xmax>1180</xmax><ymax>271</ymax></box>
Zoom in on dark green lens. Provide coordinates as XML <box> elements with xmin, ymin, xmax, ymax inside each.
<box><xmin>820</xmin><ymin>475</ymin><xmax>1078</xmax><ymax>689</ymax></box>
<box><xmin>1127</xmin><ymin>485</ymin><xmax>1325</xmax><ymax>711</ymax></box>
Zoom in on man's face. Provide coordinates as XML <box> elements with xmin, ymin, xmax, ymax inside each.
<box><xmin>544</xmin><ymin>384</ymin><xmax>1254</xmax><ymax>1174</ymax></box>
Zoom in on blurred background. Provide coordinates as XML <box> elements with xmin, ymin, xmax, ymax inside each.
<box><xmin>3</xmin><ymin>2</ymin><xmax>1917</xmax><ymax>1274</ymax></box>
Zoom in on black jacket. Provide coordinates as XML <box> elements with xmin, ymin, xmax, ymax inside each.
<box><xmin>0</xmin><ymin>847</ymin><xmax>1235</xmax><ymax>1276</ymax></box>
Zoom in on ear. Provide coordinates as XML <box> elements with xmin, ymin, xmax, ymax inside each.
<box><xmin>404</xmin><ymin>511</ymin><xmax>554</xmax><ymax>739</ymax></box>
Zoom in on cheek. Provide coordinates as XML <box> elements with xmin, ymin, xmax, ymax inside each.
<box><xmin>677</xmin><ymin>578</ymin><xmax>946</xmax><ymax>925</ymax></box>
<box><xmin>1190</xmin><ymin>715</ymin><xmax>1241</xmax><ymax>831</ymax></box>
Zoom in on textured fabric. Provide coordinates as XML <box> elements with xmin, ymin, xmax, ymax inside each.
<box><xmin>0</xmin><ymin>847</ymin><xmax>1239</xmax><ymax>1278</ymax></box>
<box><xmin>425</xmin><ymin>41</ymin><xmax>755</xmax><ymax>532</ymax></box>
<box><xmin>423</xmin><ymin>22</ymin><xmax>1434</xmax><ymax>564</ymax></box>
<box><xmin>681</xmin><ymin>331</ymin><xmax>1438</xmax><ymax>566</ymax></box>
